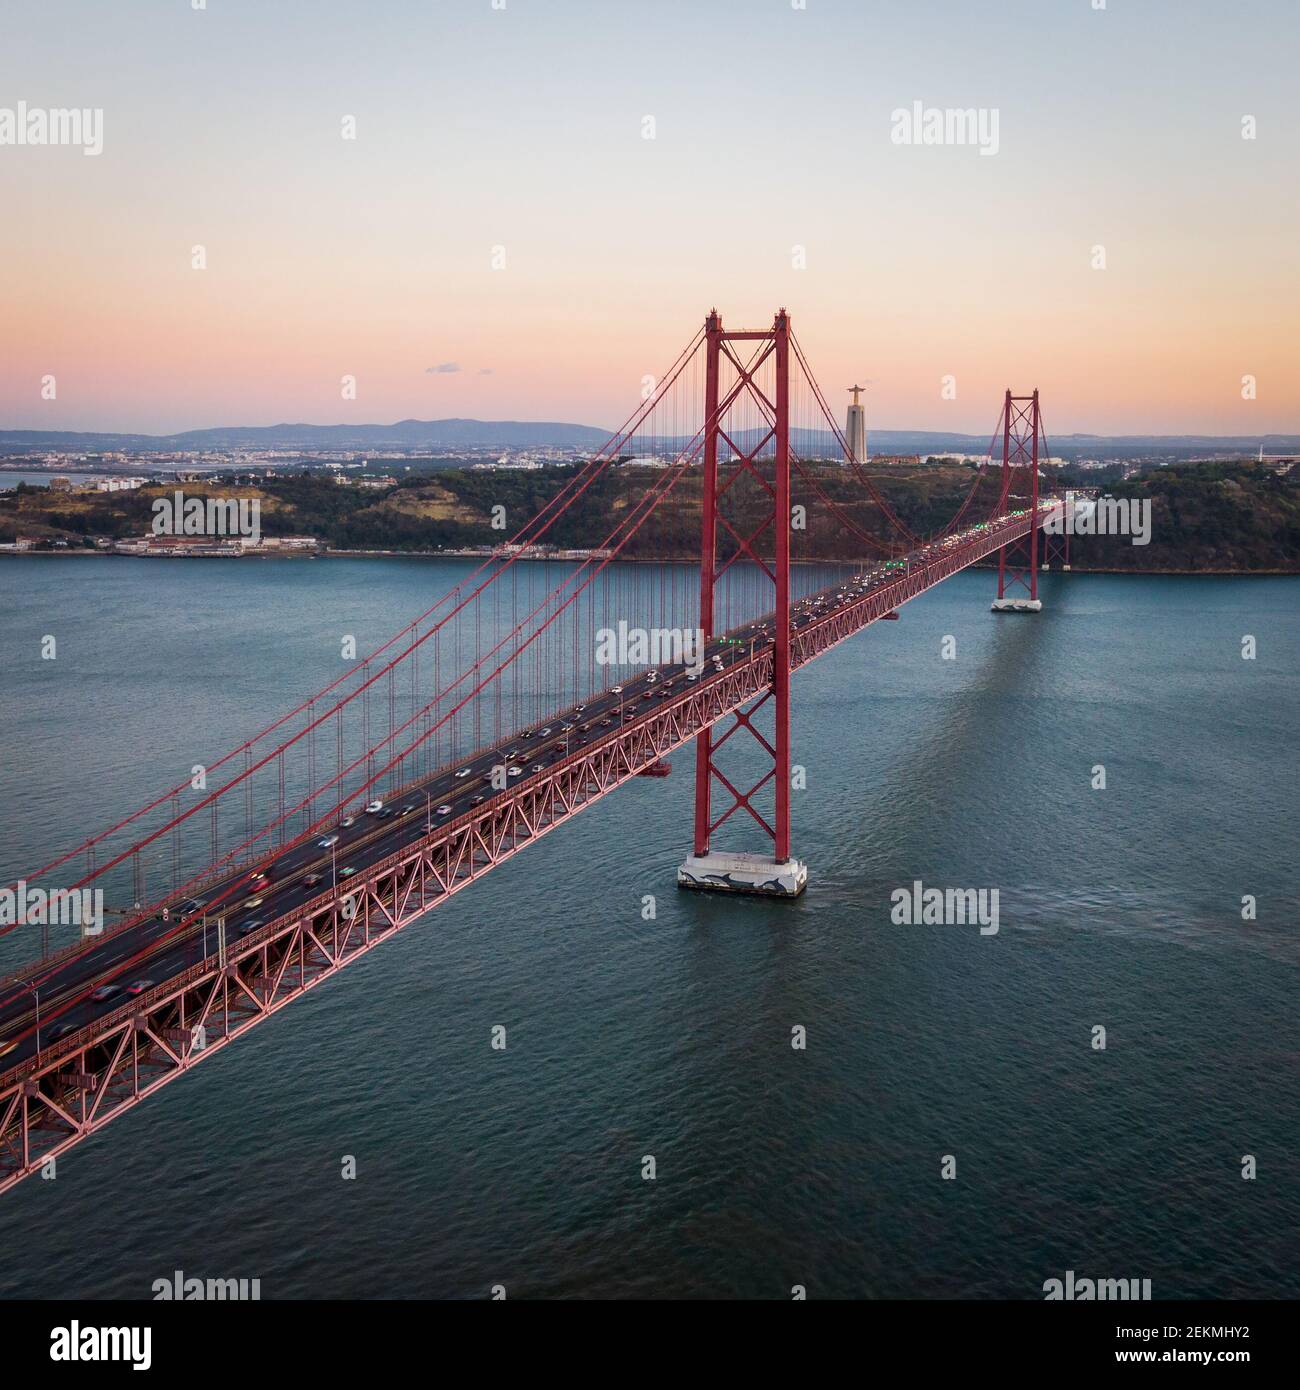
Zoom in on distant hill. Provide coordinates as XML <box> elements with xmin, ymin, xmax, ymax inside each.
<box><xmin>0</xmin><ymin>418</ymin><xmax>613</xmax><ymax>453</ymax></box>
<box><xmin>2</xmin><ymin>417</ymin><xmax>1298</xmax><ymax>461</ymax></box>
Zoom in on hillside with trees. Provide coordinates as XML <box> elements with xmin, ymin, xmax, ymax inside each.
<box><xmin>2</xmin><ymin>460</ymin><xmax>1295</xmax><ymax>572</ymax></box>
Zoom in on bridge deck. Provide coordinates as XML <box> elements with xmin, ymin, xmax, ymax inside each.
<box><xmin>0</xmin><ymin>502</ymin><xmax>1057</xmax><ymax>1193</ymax></box>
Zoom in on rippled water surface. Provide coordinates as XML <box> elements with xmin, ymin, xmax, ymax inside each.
<box><xmin>1</xmin><ymin>558</ymin><xmax>1296</xmax><ymax>1298</ymax></box>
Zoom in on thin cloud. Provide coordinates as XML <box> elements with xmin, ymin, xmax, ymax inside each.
<box><xmin>426</xmin><ymin>362</ymin><xmax>460</xmax><ymax>374</ymax></box>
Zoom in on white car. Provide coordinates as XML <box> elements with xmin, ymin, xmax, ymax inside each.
<box><xmin>507</xmin><ymin>766</ymin><xmax>523</xmax><ymax>778</ymax></box>
<box><xmin>454</xmin><ymin>768</ymin><xmax>471</xmax><ymax>779</ymax></box>
<box><xmin>365</xmin><ymin>800</ymin><xmax>384</xmax><ymax>814</ymax></box>
<box><xmin>611</xmin><ymin>686</ymin><xmax>623</xmax><ymax>695</ymax></box>
<box><xmin>435</xmin><ymin>804</ymin><xmax>452</xmax><ymax>816</ymax></box>
<box><xmin>317</xmin><ymin>834</ymin><xmax>339</xmax><ymax>848</ymax></box>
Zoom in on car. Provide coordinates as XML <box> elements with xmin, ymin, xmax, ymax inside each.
<box><xmin>507</xmin><ymin>766</ymin><xmax>523</xmax><ymax>777</ymax></box>
<box><xmin>610</xmin><ymin>686</ymin><xmax>623</xmax><ymax>695</ymax></box>
<box><xmin>317</xmin><ymin>835</ymin><xmax>339</xmax><ymax>848</ymax></box>
<box><xmin>338</xmin><ymin>866</ymin><xmax>358</xmax><ymax>879</ymax></box>
<box><xmin>436</xmin><ymin>803</ymin><xmax>452</xmax><ymax>816</ymax></box>
<box><xmin>400</xmin><ymin>805</ymin><xmax>417</xmax><ymax>816</ymax></box>
<box><xmin>470</xmin><ymin>795</ymin><xmax>486</xmax><ymax>806</ymax></box>
<box><xmin>378</xmin><ymin>807</ymin><xmax>396</xmax><ymax>818</ymax></box>
<box><xmin>238</xmin><ymin>920</ymin><xmax>263</xmax><ymax>937</ymax></box>
<box><xmin>561</xmin><ymin>723</ymin><xmax>573</xmax><ymax>733</ymax></box>
<box><xmin>304</xmin><ymin>873</ymin><xmax>323</xmax><ymax>886</ymax></box>
<box><xmin>575</xmin><ymin>704</ymin><xmax>586</xmax><ymax>713</ymax></box>
<box><xmin>44</xmin><ymin>1023</ymin><xmax>75</xmax><ymax>1043</ymax></box>
<box><xmin>341</xmin><ymin>816</ymin><xmax>357</xmax><ymax>828</ymax></box>
<box><xmin>454</xmin><ymin>768</ymin><xmax>471</xmax><ymax>779</ymax></box>
<box><xmin>539</xmin><ymin>727</ymin><xmax>552</xmax><ymax>737</ymax></box>
<box><xmin>642</xmin><ymin>690</ymin><xmax>653</xmax><ymax>699</ymax></box>
<box><xmin>365</xmin><ymin>799</ymin><xmax>384</xmax><ymax>813</ymax></box>
<box><xmin>0</xmin><ymin>1039</ymin><xmax>17</xmax><ymax>1058</ymax></box>
<box><xmin>531</xmin><ymin>764</ymin><xmax>545</xmax><ymax>774</ymax></box>
<box><xmin>686</xmin><ymin>674</ymin><xmax>698</xmax><ymax>683</ymax></box>
<box><xmin>249</xmin><ymin>869</ymin><xmax>268</xmax><ymax>882</ymax></box>
<box><xmin>244</xmin><ymin>896</ymin><xmax>264</xmax><ymax>910</ymax></box>
<box><xmin>124</xmin><ymin>979</ymin><xmax>153</xmax><ymax>997</ymax></box>
<box><xmin>90</xmin><ymin>985</ymin><xmax>120</xmax><ymax>1003</ymax></box>
<box><xmin>601</xmin><ymin>717</ymin><xmax>613</xmax><ymax>727</ymax></box>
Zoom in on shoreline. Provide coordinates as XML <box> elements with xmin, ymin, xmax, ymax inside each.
<box><xmin>1</xmin><ymin>549</ymin><xmax>1294</xmax><ymax>577</ymax></box>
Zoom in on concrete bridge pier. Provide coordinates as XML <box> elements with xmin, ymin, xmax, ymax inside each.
<box><xmin>677</xmin><ymin>850</ymin><xmax>808</xmax><ymax>898</ymax></box>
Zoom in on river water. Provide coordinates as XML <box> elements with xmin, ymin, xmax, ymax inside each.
<box><xmin>0</xmin><ymin>557</ymin><xmax>1295</xmax><ymax>1299</ymax></box>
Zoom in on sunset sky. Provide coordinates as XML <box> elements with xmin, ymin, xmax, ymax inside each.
<box><xmin>1</xmin><ymin>0</ymin><xmax>1296</xmax><ymax>436</ymax></box>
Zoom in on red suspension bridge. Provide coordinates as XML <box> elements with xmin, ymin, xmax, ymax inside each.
<box><xmin>0</xmin><ymin>310</ymin><xmax>1066</xmax><ymax>1194</ymax></box>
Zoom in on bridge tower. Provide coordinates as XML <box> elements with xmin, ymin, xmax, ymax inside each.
<box><xmin>678</xmin><ymin>308</ymin><xmax>807</xmax><ymax>898</ymax></box>
<box><xmin>991</xmin><ymin>388</ymin><xmax>1044</xmax><ymax>613</ymax></box>
<box><xmin>1040</xmin><ymin>513</ymin><xmax>1071</xmax><ymax>572</ymax></box>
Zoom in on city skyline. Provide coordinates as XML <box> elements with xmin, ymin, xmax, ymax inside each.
<box><xmin>2</xmin><ymin>0</ymin><xmax>1297</xmax><ymax>436</ymax></box>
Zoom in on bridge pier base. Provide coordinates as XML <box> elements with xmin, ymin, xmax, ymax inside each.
<box><xmin>677</xmin><ymin>850</ymin><xmax>808</xmax><ymax>899</ymax></box>
<box><xmin>991</xmin><ymin>597</ymin><xmax>1042</xmax><ymax>613</ymax></box>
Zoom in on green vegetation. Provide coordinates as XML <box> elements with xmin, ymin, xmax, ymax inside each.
<box><xmin>1</xmin><ymin>459</ymin><xmax>1295</xmax><ymax>571</ymax></box>
<box><xmin>1066</xmin><ymin>462</ymin><xmax>1299</xmax><ymax>572</ymax></box>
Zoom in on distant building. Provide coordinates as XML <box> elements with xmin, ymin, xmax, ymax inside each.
<box><xmin>239</xmin><ymin>536</ymin><xmax>319</xmax><ymax>551</ymax></box>
<box><xmin>92</xmin><ymin>476</ymin><xmax>146</xmax><ymax>493</ymax></box>
<box><xmin>845</xmin><ymin>384</ymin><xmax>868</xmax><ymax>466</ymax></box>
